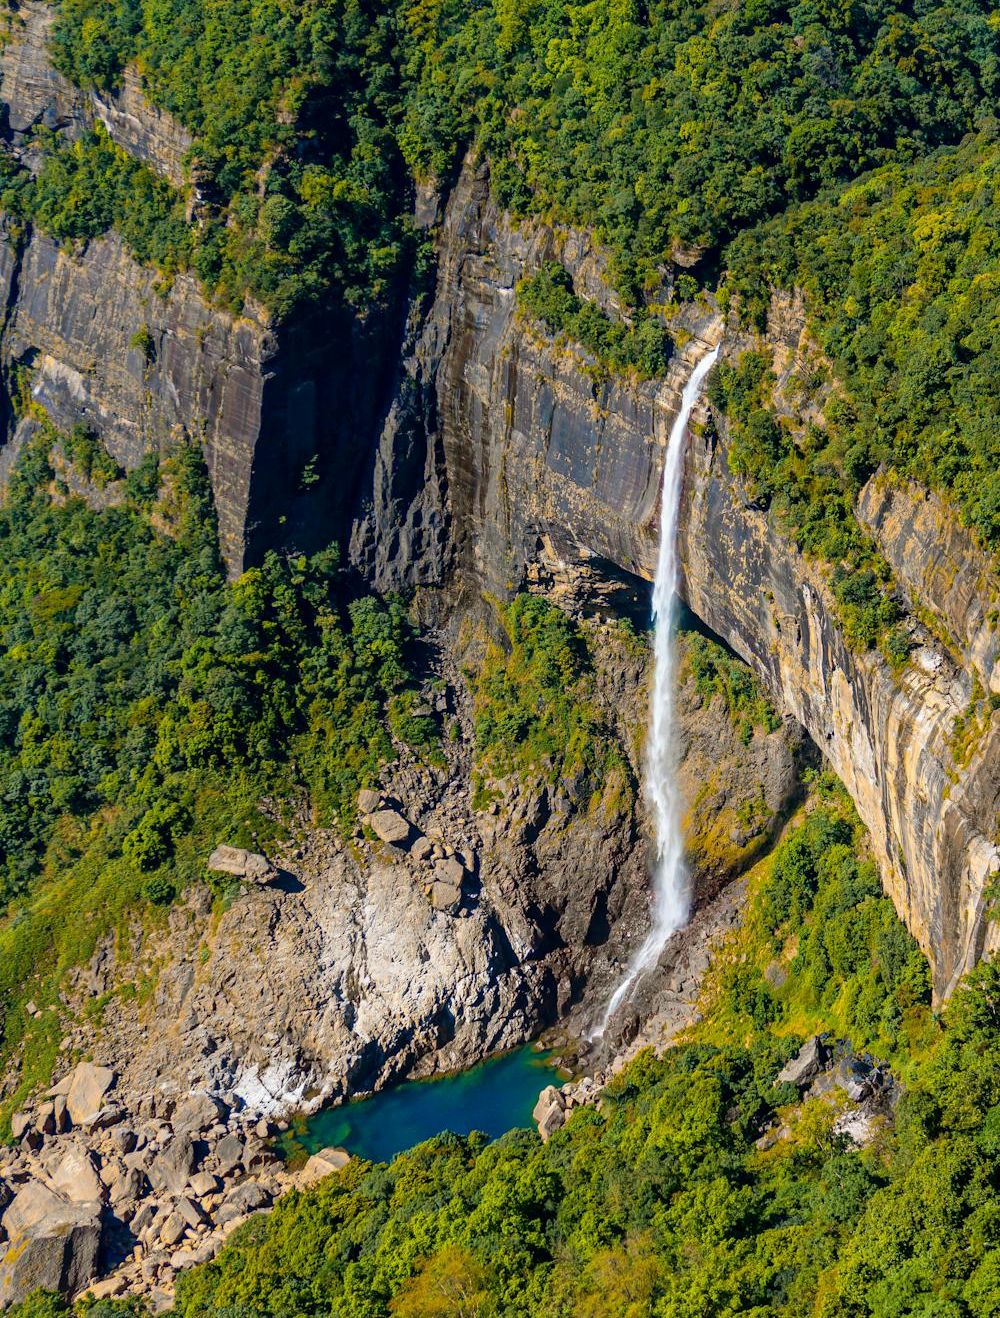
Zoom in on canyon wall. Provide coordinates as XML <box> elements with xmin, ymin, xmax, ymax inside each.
<box><xmin>0</xmin><ymin>2</ymin><xmax>401</xmax><ymax>575</ymax></box>
<box><xmin>361</xmin><ymin>158</ymin><xmax>999</xmax><ymax>999</ymax></box>
<box><xmin>1</xmin><ymin>0</ymin><xmax>996</xmax><ymax>1002</ymax></box>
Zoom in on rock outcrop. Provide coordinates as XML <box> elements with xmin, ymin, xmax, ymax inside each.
<box><xmin>679</xmin><ymin>377</ymin><xmax>1000</xmax><ymax>999</ymax></box>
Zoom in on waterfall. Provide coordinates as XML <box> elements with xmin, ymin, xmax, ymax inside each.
<box><xmin>595</xmin><ymin>343</ymin><xmax>720</xmax><ymax>1038</ymax></box>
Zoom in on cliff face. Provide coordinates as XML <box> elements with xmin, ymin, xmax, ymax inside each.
<box><xmin>361</xmin><ymin>158</ymin><xmax>999</xmax><ymax>1000</ymax></box>
<box><xmin>350</xmin><ymin>159</ymin><xmax>716</xmax><ymax>604</ymax></box>
<box><xmin>0</xmin><ymin>5</ymin><xmax>402</xmax><ymax>575</ymax></box>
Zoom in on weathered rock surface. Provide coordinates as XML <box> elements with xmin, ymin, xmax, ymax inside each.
<box><xmin>66</xmin><ymin>1064</ymin><xmax>115</xmax><ymax>1128</ymax></box>
<box><xmin>299</xmin><ymin>1148</ymin><xmax>351</xmax><ymax>1186</ymax></box>
<box><xmin>679</xmin><ymin>335</ymin><xmax>1000</xmax><ymax>998</ymax></box>
<box><xmin>0</xmin><ymin>1181</ymin><xmax>102</xmax><ymax>1307</ymax></box>
<box><xmin>207</xmin><ymin>847</ymin><xmax>275</xmax><ymax>884</ymax></box>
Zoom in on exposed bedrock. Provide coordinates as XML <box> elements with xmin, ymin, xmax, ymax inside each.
<box><xmin>0</xmin><ymin>3</ymin><xmax>409</xmax><ymax>577</ymax></box>
<box><xmin>679</xmin><ymin>404</ymin><xmax>1000</xmax><ymax>1004</ymax></box>
<box><xmin>360</xmin><ymin>156</ymin><xmax>999</xmax><ymax>999</ymax></box>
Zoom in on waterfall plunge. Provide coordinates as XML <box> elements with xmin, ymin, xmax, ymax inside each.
<box><xmin>595</xmin><ymin>344</ymin><xmax>720</xmax><ymax>1039</ymax></box>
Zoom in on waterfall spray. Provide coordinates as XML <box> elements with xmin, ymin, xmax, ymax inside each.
<box><xmin>595</xmin><ymin>343</ymin><xmax>720</xmax><ymax>1039</ymax></box>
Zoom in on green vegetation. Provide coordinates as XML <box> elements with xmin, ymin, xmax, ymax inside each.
<box><xmin>726</xmin><ymin>125</ymin><xmax>1000</xmax><ymax>557</ymax></box>
<box><xmin>18</xmin><ymin>0</ymin><xmax>997</xmax><ymax>327</ymax></box>
<box><xmin>705</xmin><ymin>349</ymin><xmax>907</xmax><ymax>655</ymax></box>
<box><xmin>517</xmin><ymin>264</ymin><xmax>672</xmax><ymax>379</ymax></box>
<box><xmin>0</xmin><ymin>422</ymin><xmax>432</xmax><ymax>1118</ymax></box>
<box><xmin>402</xmin><ymin>0</ymin><xmax>1000</xmax><ymax>298</ymax></box>
<box><xmin>470</xmin><ymin>595</ymin><xmax>635</xmax><ymax>811</ymax></box>
<box><xmin>33</xmin><ymin>780</ymin><xmax>1000</xmax><ymax>1318</ymax></box>
<box><xmin>682</xmin><ymin>628</ymin><xmax>782</xmax><ymax>745</ymax></box>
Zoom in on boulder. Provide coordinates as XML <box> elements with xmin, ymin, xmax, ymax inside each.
<box><xmin>0</xmin><ymin>1183</ymin><xmax>102</xmax><ymax>1306</ymax></box>
<box><xmin>34</xmin><ymin>1103</ymin><xmax>56</xmax><ymax>1136</ymax></box>
<box><xmin>66</xmin><ymin>1063</ymin><xmax>117</xmax><ymax>1127</ymax></box>
<box><xmin>299</xmin><ymin>1148</ymin><xmax>350</xmax><ymax>1187</ymax></box>
<box><xmin>10</xmin><ymin>1113</ymin><xmax>31</xmax><ymax>1143</ymax></box>
<box><xmin>173</xmin><ymin>1093</ymin><xmax>229</xmax><ymax>1135</ymax></box>
<box><xmin>356</xmin><ymin>788</ymin><xmax>382</xmax><ymax>815</ymax></box>
<box><xmin>148</xmin><ymin>1133</ymin><xmax>196</xmax><ymax>1195</ymax></box>
<box><xmin>213</xmin><ymin>1134</ymin><xmax>244</xmax><ymax>1178</ymax></box>
<box><xmin>775</xmin><ymin>1037</ymin><xmax>826</xmax><ymax>1089</ymax></box>
<box><xmin>216</xmin><ymin>1181</ymin><xmax>271</xmax><ymax>1225</ymax></box>
<box><xmin>50</xmin><ymin>1145</ymin><xmax>104</xmax><ymax>1204</ymax></box>
<box><xmin>433</xmin><ymin>856</ymin><xmax>466</xmax><ymax>888</ymax></box>
<box><xmin>365</xmin><ymin>809</ymin><xmax>412</xmax><ymax>848</ymax></box>
<box><xmin>159</xmin><ymin>1212</ymin><xmax>187</xmax><ymax>1247</ymax></box>
<box><xmin>175</xmin><ymin>1195</ymin><xmax>207</xmax><ymax>1229</ymax></box>
<box><xmin>189</xmin><ymin>1171</ymin><xmax>218</xmax><ymax>1198</ymax></box>
<box><xmin>429</xmin><ymin>880</ymin><xmax>462</xmax><ymax>914</ymax></box>
<box><xmin>410</xmin><ymin>835</ymin><xmax>434</xmax><ymax>863</ymax></box>
<box><xmin>533</xmin><ymin>1087</ymin><xmax>567</xmax><ymax>1143</ymax></box>
<box><xmin>207</xmin><ymin>845</ymin><xmax>276</xmax><ymax>884</ymax></box>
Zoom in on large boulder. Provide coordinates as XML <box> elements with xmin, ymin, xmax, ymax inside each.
<box><xmin>50</xmin><ymin>1144</ymin><xmax>104</xmax><ymax>1204</ymax></box>
<box><xmin>207</xmin><ymin>845</ymin><xmax>276</xmax><ymax>884</ymax></box>
<box><xmin>364</xmin><ymin>809</ymin><xmax>412</xmax><ymax>848</ymax></box>
<box><xmin>216</xmin><ymin>1181</ymin><xmax>272</xmax><ymax>1225</ymax></box>
<box><xmin>0</xmin><ymin>1182</ymin><xmax>102</xmax><ymax>1306</ymax></box>
<box><xmin>148</xmin><ymin>1133</ymin><xmax>197</xmax><ymax>1195</ymax></box>
<box><xmin>299</xmin><ymin>1148</ymin><xmax>351</xmax><ymax>1187</ymax></box>
<box><xmin>173</xmin><ymin>1092</ymin><xmax>229</xmax><ymax>1134</ymax></box>
<box><xmin>775</xmin><ymin>1037</ymin><xmax>827</xmax><ymax>1090</ymax></box>
<box><xmin>66</xmin><ymin>1063</ymin><xmax>116</xmax><ymax>1127</ymax></box>
<box><xmin>533</xmin><ymin>1087</ymin><xmax>568</xmax><ymax>1143</ymax></box>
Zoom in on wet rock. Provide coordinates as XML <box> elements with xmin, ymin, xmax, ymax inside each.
<box><xmin>207</xmin><ymin>846</ymin><xmax>275</xmax><ymax>885</ymax></box>
<box><xmin>66</xmin><ymin>1063</ymin><xmax>116</xmax><ymax>1127</ymax></box>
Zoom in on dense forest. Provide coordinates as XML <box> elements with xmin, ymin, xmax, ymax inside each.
<box><xmin>0</xmin><ymin>0</ymin><xmax>998</xmax><ymax>1311</ymax></box>
<box><xmin>0</xmin><ymin>423</ymin><xmax>434</xmax><ymax>1122</ymax></box>
<box><xmin>14</xmin><ymin>781</ymin><xmax>993</xmax><ymax>1318</ymax></box>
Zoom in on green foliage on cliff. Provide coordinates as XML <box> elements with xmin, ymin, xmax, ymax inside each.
<box><xmin>0</xmin><ymin>425</ymin><xmax>432</xmax><ymax>1118</ymax></box>
<box><xmin>726</xmin><ymin>124</ymin><xmax>1000</xmax><ymax>557</ymax></box>
<box><xmin>34</xmin><ymin>0</ymin><xmax>1000</xmax><ymax>325</ymax></box>
<box><xmin>681</xmin><ymin>628</ymin><xmax>782</xmax><ymax>745</ymax></box>
<box><xmin>43</xmin><ymin>0</ymin><xmax>420</xmax><ymax>318</ymax></box>
<box><xmin>517</xmin><ymin>264</ymin><xmax>672</xmax><ymax>378</ymax></box>
<box><xmin>400</xmin><ymin>0</ymin><xmax>1000</xmax><ymax>298</ymax></box>
<box><xmin>144</xmin><ymin>787</ymin><xmax>1000</xmax><ymax>1318</ymax></box>
<box><xmin>706</xmin><ymin>349</ymin><xmax>908</xmax><ymax>655</ymax></box>
<box><xmin>470</xmin><ymin>595</ymin><xmax>636</xmax><ymax>811</ymax></box>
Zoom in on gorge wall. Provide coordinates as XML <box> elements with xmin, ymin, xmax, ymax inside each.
<box><xmin>0</xmin><ymin>0</ymin><xmax>996</xmax><ymax>1006</ymax></box>
<box><xmin>355</xmin><ymin>157</ymin><xmax>999</xmax><ymax>1001</ymax></box>
<box><xmin>0</xmin><ymin>0</ymin><xmax>404</xmax><ymax>575</ymax></box>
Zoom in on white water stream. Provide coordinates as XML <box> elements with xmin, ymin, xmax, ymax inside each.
<box><xmin>595</xmin><ymin>343</ymin><xmax>720</xmax><ymax>1038</ymax></box>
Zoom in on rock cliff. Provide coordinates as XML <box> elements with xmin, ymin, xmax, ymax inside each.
<box><xmin>0</xmin><ymin>5</ymin><xmax>406</xmax><ymax>575</ymax></box>
<box><xmin>357</xmin><ymin>157</ymin><xmax>998</xmax><ymax>1001</ymax></box>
